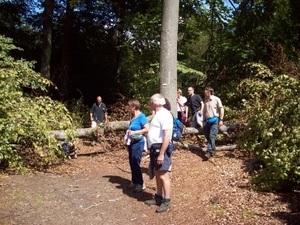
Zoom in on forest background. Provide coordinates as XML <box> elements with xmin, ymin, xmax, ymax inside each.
<box><xmin>0</xmin><ymin>0</ymin><xmax>300</xmax><ymax>192</ymax></box>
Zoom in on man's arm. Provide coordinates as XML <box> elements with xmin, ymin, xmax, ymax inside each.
<box><xmin>103</xmin><ymin>103</ymin><xmax>108</xmax><ymax>123</ymax></box>
<box><xmin>184</xmin><ymin>99</ymin><xmax>189</xmax><ymax>121</ymax></box>
<box><xmin>90</xmin><ymin>104</ymin><xmax>94</xmax><ymax>121</ymax></box>
<box><xmin>219</xmin><ymin>107</ymin><xmax>224</xmax><ymax>125</ymax></box>
<box><xmin>158</xmin><ymin>129</ymin><xmax>171</xmax><ymax>159</ymax></box>
<box><xmin>185</xmin><ymin>107</ymin><xmax>189</xmax><ymax>122</ymax></box>
<box><xmin>200</xmin><ymin>101</ymin><xmax>204</xmax><ymax>113</ymax></box>
<box><xmin>156</xmin><ymin>128</ymin><xmax>172</xmax><ymax>165</ymax></box>
<box><xmin>104</xmin><ymin>113</ymin><xmax>108</xmax><ymax>123</ymax></box>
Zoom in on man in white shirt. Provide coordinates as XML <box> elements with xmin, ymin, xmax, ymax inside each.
<box><xmin>145</xmin><ymin>93</ymin><xmax>173</xmax><ymax>213</ymax></box>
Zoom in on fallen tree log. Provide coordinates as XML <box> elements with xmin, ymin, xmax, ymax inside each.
<box><xmin>52</xmin><ymin>116</ymin><xmax>155</xmax><ymax>140</ymax></box>
<box><xmin>183</xmin><ymin>123</ymin><xmax>246</xmax><ymax>136</ymax></box>
<box><xmin>52</xmin><ymin>120</ymin><xmax>247</xmax><ymax>140</ymax></box>
<box><xmin>175</xmin><ymin>142</ymin><xmax>237</xmax><ymax>152</ymax></box>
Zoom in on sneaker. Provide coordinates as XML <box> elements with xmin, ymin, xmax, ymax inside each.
<box><xmin>145</xmin><ymin>194</ymin><xmax>163</xmax><ymax>206</ymax></box>
<box><xmin>156</xmin><ymin>199</ymin><xmax>171</xmax><ymax>213</ymax></box>
<box><xmin>126</xmin><ymin>183</ymin><xmax>135</xmax><ymax>189</ymax></box>
<box><xmin>133</xmin><ymin>183</ymin><xmax>146</xmax><ymax>193</ymax></box>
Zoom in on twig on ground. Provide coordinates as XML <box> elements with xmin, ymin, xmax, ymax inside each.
<box><xmin>85</xmin><ymin>201</ymin><xmax>103</xmax><ymax>210</ymax></box>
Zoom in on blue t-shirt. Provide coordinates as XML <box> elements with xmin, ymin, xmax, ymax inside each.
<box><xmin>129</xmin><ymin>113</ymin><xmax>148</xmax><ymax>131</ymax></box>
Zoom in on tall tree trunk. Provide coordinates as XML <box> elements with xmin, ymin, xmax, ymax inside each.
<box><xmin>59</xmin><ymin>0</ymin><xmax>73</xmax><ymax>101</ymax></box>
<box><xmin>40</xmin><ymin>0</ymin><xmax>54</xmax><ymax>79</ymax></box>
<box><xmin>114</xmin><ymin>0</ymin><xmax>126</xmax><ymax>89</ymax></box>
<box><xmin>159</xmin><ymin>0</ymin><xmax>179</xmax><ymax>117</ymax></box>
<box><xmin>290</xmin><ymin>0</ymin><xmax>300</xmax><ymax>49</ymax></box>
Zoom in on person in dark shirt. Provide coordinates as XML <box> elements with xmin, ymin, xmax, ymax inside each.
<box><xmin>90</xmin><ymin>96</ymin><xmax>108</xmax><ymax>124</ymax></box>
<box><xmin>185</xmin><ymin>87</ymin><xmax>204</xmax><ymax>128</ymax></box>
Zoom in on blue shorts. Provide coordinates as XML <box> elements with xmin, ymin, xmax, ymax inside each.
<box><xmin>150</xmin><ymin>144</ymin><xmax>172</xmax><ymax>171</ymax></box>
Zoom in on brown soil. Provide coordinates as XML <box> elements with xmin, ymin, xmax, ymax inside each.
<box><xmin>1</xmin><ymin>138</ymin><xmax>300</xmax><ymax>225</ymax></box>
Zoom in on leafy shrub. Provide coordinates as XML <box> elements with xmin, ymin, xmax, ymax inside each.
<box><xmin>0</xmin><ymin>35</ymin><xmax>75</xmax><ymax>172</ymax></box>
<box><xmin>64</xmin><ymin>97</ymin><xmax>90</xmax><ymax>128</ymax></box>
<box><xmin>237</xmin><ymin>62</ymin><xmax>300</xmax><ymax>191</ymax></box>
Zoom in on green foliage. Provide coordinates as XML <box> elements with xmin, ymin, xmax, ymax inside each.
<box><xmin>64</xmin><ymin>97</ymin><xmax>90</xmax><ymax>128</ymax></box>
<box><xmin>237</xmin><ymin>62</ymin><xmax>300</xmax><ymax>191</ymax></box>
<box><xmin>177</xmin><ymin>61</ymin><xmax>207</xmax><ymax>91</ymax></box>
<box><xmin>0</xmin><ymin>35</ymin><xmax>75</xmax><ymax>172</ymax></box>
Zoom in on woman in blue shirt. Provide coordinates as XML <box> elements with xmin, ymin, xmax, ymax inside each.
<box><xmin>125</xmin><ymin>99</ymin><xmax>149</xmax><ymax>192</ymax></box>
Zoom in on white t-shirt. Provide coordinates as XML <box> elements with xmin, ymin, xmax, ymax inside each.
<box><xmin>148</xmin><ymin>108</ymin><xmax>173</xmax><ymax>146</ymax></box>
<box><xmin>177</xmin><ymin>96</ymin><xmax>187</xmax><ymax>112</ymax></box>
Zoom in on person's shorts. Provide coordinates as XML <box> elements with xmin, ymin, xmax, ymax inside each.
<box><xmin>150</xmin><ymin>143</ymin><xmax>172</xmax><ymax>171</ymax></box>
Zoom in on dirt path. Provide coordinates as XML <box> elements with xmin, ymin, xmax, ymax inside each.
<box><xmin>1</xmin><ymin>141</ymin><xmax>299</xmax><ymax>225</ymax></box>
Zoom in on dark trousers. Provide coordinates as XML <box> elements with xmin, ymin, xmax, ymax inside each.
<box><xmin>128</xmin><ymin>141</ymin><xmax>144</xmax><ymax>185</ymax></box>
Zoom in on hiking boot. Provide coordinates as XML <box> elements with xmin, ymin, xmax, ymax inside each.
<box><xmin>133</xmin><ymin>183</ymin><xmax>146</xmax><ymax>193</ymax></box>
<box><xmin>126</xmin><ymin>183</ymin><xmax>135</xmax><ymax>189</ymax></box>
<box><xmin>156</xmin><ymin>199</ymin><xmax>171</xmax><ymax>213</ymax></box>
<box><xmin>205</xmin><ymin>152</ymin><xmax>212</xmax><ymax>159</ymax></box>
<box><xmin>145</xmin><ymin>194</ymin><xmax>163</xmax><ymax>206</ymax></box>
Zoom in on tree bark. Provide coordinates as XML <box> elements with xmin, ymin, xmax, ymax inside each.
<box><xmin>51</xmin><ymin>116</ymin><xmax>246</xmax><ymax>140</ymax></box>
<box><xmin>40</xmin><ymin>0</ymin><xmax>54</xmax><ymax>79</ymax></box>
<box><xmin>159</xmin><ymin>0</ymin><xmax>179</xmax><ymax>117</ymax></box>
<box><xmin>176</xmin><ymin>142</ymin><xmax>237</xmax><ymax>152</ymax></box>
<box><xmin>59</xmin><ymin>0</ymin><xmax>74</xmax><ymax>101</ymax></box>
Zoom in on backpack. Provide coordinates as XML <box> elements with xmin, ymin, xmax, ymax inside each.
<box><xmin>171</xmin><ymin>113</ymin><xmax>183</xmax><ymax>141</ymax></box>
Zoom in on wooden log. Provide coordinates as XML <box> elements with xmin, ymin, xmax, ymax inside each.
<box><xmin>175</xmin><ymin>142</ymin><xmax>237</xmax><ymax>151</ymax></box>
<box><xmin>51</xmin><ymin>116</ymin><xmax>246</xmax><ymax>140</ymax></box>
<box><xmin>52</xmin><ymin>115</ymin><xmax>154</xmax><ymax>140</ymax></box>
<box><xmin>184</xmin><ymin>123</ymin><xmax>246</xmax><ymax>135</ymax></box>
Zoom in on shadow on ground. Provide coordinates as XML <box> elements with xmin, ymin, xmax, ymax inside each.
<box><xmin>103</xmin><ymin>175</ymin><xmax>153</xmax><ymax>203</ymax></box>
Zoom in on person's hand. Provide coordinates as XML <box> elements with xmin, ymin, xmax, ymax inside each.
<box><xmin>157</xmin><ymin>154</ymin><xmax>164</xmax><ymax>165</ymax></box>
<box><xmin>219</xmin><ymin>120</ymin><xmax>223</xmax><ymax>126</ymax></box>
<box><xmin>129</xmin><ymin>130</ymin><xmax>140</xmax><ymax>136</ymax></box>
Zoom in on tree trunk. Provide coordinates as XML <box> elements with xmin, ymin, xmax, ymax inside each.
<box><xmin>159</xmin><ymin>0</ymin><xmax>179</xmax><ymax>117</ymax></box>
<box><xmin>51</xmin><ymin>117</ymin><xmax>246</xmax><ymax>140</ymax></box>
<box><xmin>176</xmin><ymin>142</ymin><xmax>237</xmax><ymax>152</ymax></box>
<box><xmin>59</xmin><ymin>0</ymin><xmax>74</xmax><ymax>101</ymax></box>
<box><xmin>40</xmin><ymin>0</ymin><xmax>54</xmax><ymax>79</ymax></box>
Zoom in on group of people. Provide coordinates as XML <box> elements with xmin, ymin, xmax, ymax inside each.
<box><xmin>178</xmin><ymin>87</ymin><xmax>224</xmax><ymax>159</ymax></box>
<box><xmin>89</xmin><ymin>87</ymin><xmax>224</xmax><ymax>213</ymax></box>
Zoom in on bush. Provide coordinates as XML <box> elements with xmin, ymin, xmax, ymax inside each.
<box><xmin>0</xmin><ymin>35</ymin><xmax>75</xmax><ymax>172</ymax></box>
<box><xmin>237</xmin><ymin>62</ymin><xmax>300</xmax><ymax>191</ymax></box>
